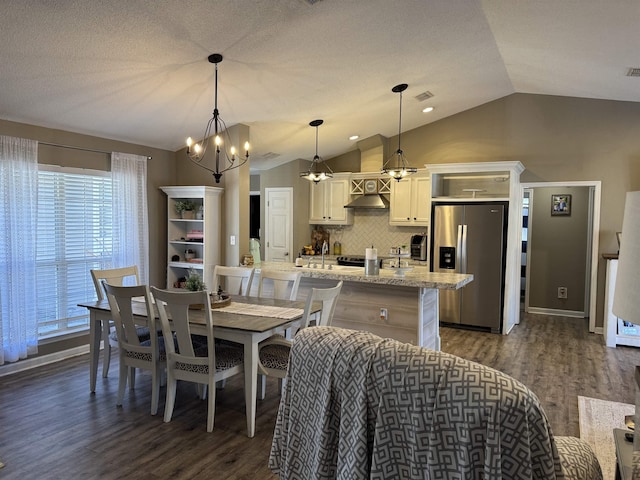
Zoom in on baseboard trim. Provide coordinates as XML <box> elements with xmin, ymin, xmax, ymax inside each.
<box><xmin>0</xmin><ymin>344</ymin><xmax>93</xmax><ymax>377</ymax></box>
<box><xmin>526</xmin><ymin>307</ymin><xmax>587</xmax><ymax>318</ymax></box>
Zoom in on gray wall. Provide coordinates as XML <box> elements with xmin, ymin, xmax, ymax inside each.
<box><xmin>528</xmin><ymin>186</ymin><xmax>590</xmax><ymax>312</ymax></box>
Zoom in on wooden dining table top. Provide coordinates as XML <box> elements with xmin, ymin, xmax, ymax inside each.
<box><xmin>79</xmin><ymin>294</ymin><xmax>315</xmax><ymax>333</ymax></box>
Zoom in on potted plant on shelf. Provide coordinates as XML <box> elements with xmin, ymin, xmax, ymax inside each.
<box><xmin>175</xmin><ymin>200</ymin><xmax>196</xmax><ymax>219</ymax></box>
<box><xmin>184</xmin><ymin>269</ymin><xmax>206</xmax><ymax>291</ymax></box>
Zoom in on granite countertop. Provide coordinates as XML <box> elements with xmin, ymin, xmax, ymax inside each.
<box><xmin>256</xmin><ymin>262</ymin><xmax>473</xmax><ymax>290</ymax></box>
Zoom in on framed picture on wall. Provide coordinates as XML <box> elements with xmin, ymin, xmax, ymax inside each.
<box><xmin>551</xmin><ymin>194</ymin><xmax>571</xmax><ymax>216</ymax></box>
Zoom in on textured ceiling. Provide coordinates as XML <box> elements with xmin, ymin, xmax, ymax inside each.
<box><xmin>1</xmin><ymin>0</ymin><xmax>639</xmax><ymax>171</ymax></box>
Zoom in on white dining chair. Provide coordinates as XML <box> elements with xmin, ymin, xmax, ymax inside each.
<box><xmin>102</xmin><ymin>282</ymin><xmax>164</xmax><ymax>415</ymax></box>
<box><xmin>257</xmin><ymin>269</ymin><xmax>302</xmax><ymax>301</ymax></box>
<box><xmin>257</xmin><ymin>281</ymin><xmax>343</xmax><ymax>398</ymax></box>
<box><xmin>151</xmin><ymin>287</ymin><xmax>245</xmax><ymax>433</ymax></box>
<box><xmin>212</xmin><ymin>265</ymin><xmax>255</xmax><ymax>296</ymax></box>
<box><xmin>90</xmin><ymin>266</ymin><xmax>143</xmax><ymax>378</ymax></box>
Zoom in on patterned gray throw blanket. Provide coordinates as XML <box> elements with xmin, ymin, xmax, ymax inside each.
<box><xmin>270</xmin><ymin>327</ymin><xmax>600</xmax><ymax>480</ymax></box>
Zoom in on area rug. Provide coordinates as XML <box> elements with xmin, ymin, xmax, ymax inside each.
<box><xmin>578</xmin><ymin>395</ymin><xmax>634</xmax><ymax>480</ymax></box>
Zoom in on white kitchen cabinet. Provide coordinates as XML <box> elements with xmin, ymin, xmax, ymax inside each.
<box><xmin>160</xmin><ymin>186</ymin><xmax>223</xmax><ymax>290</ymax></box>
<box><xmin>389</xmin><ymin>174</ymin><xmax>431</xmax><ymax>226</ymax></box>
<box><xmin>309</xmin><ymin>175</ymin><xmax>353</xmax><ymax>225</ymax></box>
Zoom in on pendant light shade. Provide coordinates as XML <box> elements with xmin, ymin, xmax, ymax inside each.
<box><xmin>300</xmin><ymin>119</ymin><xmax>333</xmax><ymax>183</ymax></box>
<box><xmin>185</xmin><ymin>53</ymin><xmax>249</xmax><ymax>183</ymax></box>
<box><xmin>381</xmin><ymin>83</ymin><xmax>417</xmax><ymax>181</ymax></box>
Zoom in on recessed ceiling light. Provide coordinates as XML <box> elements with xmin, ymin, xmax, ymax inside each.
<box><xmin>422</xmin><ymin>106</ymin><xmax>434</xmax><ymax>113</ymax></box>
<box><xmin>349</xmin><ymin>135</ymin><xmax>359</xmax><ymax>141</ymax></box>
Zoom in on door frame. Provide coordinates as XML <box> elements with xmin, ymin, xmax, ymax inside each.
<box><xmin>520</xmin><ymin>181</ymin><xmax>601</xmax><ymax>333</ymax></box>
<box><xmin>264</xmin><ymin>187</ymin><xmax>293</xmax><ymax>262</ymax></box>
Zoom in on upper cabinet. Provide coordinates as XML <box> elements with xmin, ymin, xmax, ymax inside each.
<box><xmin>429</xmin><ymin>162</ymin><xmax>524</xmax><ymax>201</ymax></box>
<box><xmin>309</xmin><ymin>174</ymin><xmax>354</xmax><ymax>225</ymax></box>
<box><xmin>389</xmin><ymin>173</ymin><xmax>431</xmax><ymax>226</ymax></box>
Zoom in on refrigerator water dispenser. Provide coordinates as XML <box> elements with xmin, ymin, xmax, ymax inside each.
<box><xmin>439</xmin><ymin>246</ymin><xmax>456</xmax><ymax>269</ymax></box>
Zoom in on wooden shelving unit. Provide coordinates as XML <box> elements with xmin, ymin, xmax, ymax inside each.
<box><xmin>160</xmin><ymin>186</ymin><xmax>223</xmax><ymax>290</ymax></box>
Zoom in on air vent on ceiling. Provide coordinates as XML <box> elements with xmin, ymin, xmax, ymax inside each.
<box><xmin>626</xmin><ymin>68</ymin><xmax>640</xmax><ymax>77</ymax></box>
<box><xmin>261</xmin><ymin>152</ymin><xmax>281</xmax><ymax>160</ymax></box>
<box><xmin>414</xmin><ymin>91</ymin><xmax>434</xmax><ymax>102</ymax></box>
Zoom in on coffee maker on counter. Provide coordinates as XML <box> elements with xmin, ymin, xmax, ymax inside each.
<box><xmin>411</xmin><ymin>233</ymin><xmax>428</xmax><ymax>261</ymax></box>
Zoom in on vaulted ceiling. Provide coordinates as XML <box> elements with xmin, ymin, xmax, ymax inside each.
<box><xmin>2</xmin><ymin>0</ymin><xmax>639</xmax><ymax>171</ymax></box>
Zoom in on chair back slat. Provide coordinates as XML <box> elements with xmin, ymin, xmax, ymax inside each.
<box><xmin>91</xmin><ymin>266</ymin><xmax>139</xmax><ymax>301</ymax></box>
<box><xmin>302</xmin><ymin>280</ymin><xmax>343</xmax><ymax>328</ymax></box>
<box><xmin>151</xmin><ymin>288</ymin><xmax>213</xmax><ymax>366</ymax></box>
<box><xmin>212</xmin><ymin>265</ymin><xmax>254</xmax><ymax>295</ymax></box>
<box><xmin>258</xmin><ymin>270</ymin><xmax>302</xmax><ymax>301</ymax></box>
<box><xmin>102</xmin><ymin>282</ymin><xmax>155</xmax><ymax>348</ymax></box>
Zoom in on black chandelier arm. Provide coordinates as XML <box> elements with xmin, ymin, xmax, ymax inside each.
<box><xmin>185</xmin><ymin>53</ymin><xmax>250</xmax><ymax>183</ymax></box>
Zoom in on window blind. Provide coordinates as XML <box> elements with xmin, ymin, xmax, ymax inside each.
<box><xmin>36</xmin><ymin>166</ymin><xmax>113</xmax><ymax>336</ymax></box>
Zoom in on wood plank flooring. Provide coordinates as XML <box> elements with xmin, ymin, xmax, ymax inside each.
<box><xmin>0</xmin><ymin>313</ymin><xmax>638</xmax><ymax>479</ymax></box>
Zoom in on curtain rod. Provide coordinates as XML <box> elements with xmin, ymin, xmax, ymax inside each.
<box><xmin>39</xmin><ymin>141</ymin><xmax>152</xmax><ymax>160</ymax></box>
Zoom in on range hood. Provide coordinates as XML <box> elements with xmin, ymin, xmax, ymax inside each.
<box><xmin>344</xmin><ymin>191</ymin><xmax>390</xmax><ymax>209</ymax></box>
<box><xmin>344</xmin><ymin>135</ymin><xmax>390</xmax><ymax>209</ymax></box>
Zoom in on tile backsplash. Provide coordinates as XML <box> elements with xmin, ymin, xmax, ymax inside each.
<box><xmin>321</xmin><ymin>209</ymin><xmax>427</xmax><ymax>256</ymax></box>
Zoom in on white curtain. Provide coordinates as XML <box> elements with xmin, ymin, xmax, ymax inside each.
<box><xmin>0</xmin><ymin>135</ymin><xmax>39</xmax><ymax>364</ymax></box>
<box><xmin>111</xmin><ymin>152</ymin><xmax>149</xmax><ymax>284</ymax></box>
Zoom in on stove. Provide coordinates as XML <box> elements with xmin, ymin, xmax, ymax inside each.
<box><xmin>336</xmin><ymin>255</ymin><xmax>387</xmax><ymax>267</ymax></box>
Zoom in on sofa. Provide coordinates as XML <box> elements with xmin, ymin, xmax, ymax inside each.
<box><xmin>269</xmin><ymin>326</ymin><xmax>602</xmax><ymax>480</ymax></box>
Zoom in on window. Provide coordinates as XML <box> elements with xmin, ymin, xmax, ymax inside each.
<box><xmin>36</xmin><ymin>165</ymin><xmax>113</xmax><ymax>337</ymax></box>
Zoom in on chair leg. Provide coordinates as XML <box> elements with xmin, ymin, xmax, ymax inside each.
<box><xmin>150</xmin><ymin>364</ymin><xmax>161</xmax><ymax>415</ymax></box>
<box><xmin>207</xmin><ymin>379</ymin><xmax>216</xmax><ymax>432</ymax></box>
<box><xmin>129</xmin><ymin>366</ymin><xmax>136</xmax><ymax>390</ymax></box>
<box><xmin>117</xmin><ymin>360</ymin><xmax>128</xmax><ymax>407</ymax></box>
<box><xmin>258</xmin><ymin>374</ymin><xmax>267</xmax><ymax>400</ymax></box>
<box><xmin>163</xmin><ymin>373</ymin><xmax>177</xmax><ymax>424</ymax></box>
<box><xmin>102</xmin><ymin>321</ymin><xmax>111</xmax><ymax>378</ymax></box>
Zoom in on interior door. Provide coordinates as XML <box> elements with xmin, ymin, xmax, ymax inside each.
<box><xmin>265</xmin><ymin>187</ymin><xmax>293</xmax><ymax>262</ymax></box>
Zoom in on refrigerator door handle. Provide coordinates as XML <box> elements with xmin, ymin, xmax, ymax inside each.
<box><xmin>456</xmin><ymin>224</ymin><xmax>463</xmax><ymax>273</ymax></box>
<box><xmin>461</xmin><ymin>224</ymin><xmax>468</xmax><ymax>273</ymax></box>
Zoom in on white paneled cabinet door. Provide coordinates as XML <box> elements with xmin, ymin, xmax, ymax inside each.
<box><xmin>326</xmin><ymin>178</ymin><xmax>349</xmax><ymax>223</ymax></box>
<box><xmin>412</xmin><ymin>176</ymin><xmax>432</xmax><ymax>224</ymax></box>
<box><xmin>389</xmin><ymin>178</ymin><xmax>412</xmax><ymax>224</ymax></box>
<box><xmin>265</xmin><ymin>187</ymin><xmax>293</xmax><ymax>262</ymax></box>
<box><xmin>389</xmin><ymin>174</ymin><xmax>430</xmax><ymax>226</ymax></box>
<box><xmin>309</xmin><ymin>182</ymin><xmax>327</xmax><ymax>223</ymax></box>
<box><xmin>308</xmin><ymin>174</ymin><xmax>353</xmax><ymax>225</ymax></box>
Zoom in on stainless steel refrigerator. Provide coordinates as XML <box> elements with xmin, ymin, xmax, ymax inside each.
<box><xmin>431</xmin><ymin>202</ymin><xmax>507</xmax><ymax>333</ymax></box>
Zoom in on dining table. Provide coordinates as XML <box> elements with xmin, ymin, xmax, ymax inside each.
<box><xmin>78</xmin><ymin>294</ymin><xmax>319</xmax><ymax>438</ymax></box>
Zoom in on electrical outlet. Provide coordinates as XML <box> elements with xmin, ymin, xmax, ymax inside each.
<box><xmin>380</xmin><ymin>308</ymin><xmax>388</xmax><ymax>321</ymax></box>
<box><xmin>557</xmin><ymin>286</ymin><xmax>568</xmax><ymax>299</ymax></box>
<box><xmin>230</xmin><ymin>235</ymin><xmax>236</xmax><ymax>246</ymax></box>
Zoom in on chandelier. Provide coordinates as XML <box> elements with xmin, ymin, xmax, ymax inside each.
<box><xmin>381</xmin><ymin>83</ymin><xmax>417</xmax><ymax>181</ymax></box>
<box><xmin>186</xmin><ymin>53</ymin><xmax>249</xmax><ymax>183</ymax></box>
<box><xmin>300</xmin><ymin>119</ymin><xmax>333</xmax><ymax>183</ymax></box>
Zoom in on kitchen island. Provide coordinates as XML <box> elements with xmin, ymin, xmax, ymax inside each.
<box><xmin>256</xmin><ymin>262</ymin><xmax>473</xmax><ymax>350</ymax></box>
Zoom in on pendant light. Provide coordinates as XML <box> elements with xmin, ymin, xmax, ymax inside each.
<box><xmin>381</xmin><ymin>83</ymin><xmax>417</xmax><ymax>181</ymax></box>
<box><xmin>300</xmin><ymin>119</ymin><xmax>333</xmax><ymax>183</ymax></box>
<box><xmin>185</xmin><ymin>53</ymin><xmax>249</xmax><ymax>183</ymax></box>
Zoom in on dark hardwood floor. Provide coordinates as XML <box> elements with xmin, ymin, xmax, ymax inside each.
<box><xmin>0</xmin><ymin>313</ymin><xmax>638</xmax><ymax>479</ymax></box>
